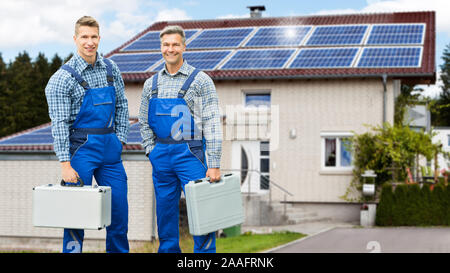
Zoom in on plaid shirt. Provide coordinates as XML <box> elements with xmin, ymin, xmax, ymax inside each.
<box><xmin>139</xmin><ymin>61</ymin><xmax>222</xmax><ymax>168</ymax></box>
<box><xmin>45</xmin><ymin>53</ymin><xmax>129</xmax><ymax>162</ymax></box>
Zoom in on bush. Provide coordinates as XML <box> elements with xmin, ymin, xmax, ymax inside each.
<box><xmin>376</xmin><ymin>184</ymin><xmax>450</xmax><ymax>226</ymax></box>
<box><xmin>341</xmin><ymin>122</ymin><xmax>445</xmax><ymax>202</ymax></box>
<box><xmin>375</xmin><ymin>184</ymin><xmax>394</xmax><ymax>226</ymax></box>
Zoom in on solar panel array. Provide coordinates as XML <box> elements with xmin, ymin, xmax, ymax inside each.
<box><xmin>109</xmin><ymin>23</ymin><xmax>426</xmax><ymax>71</ymax></box>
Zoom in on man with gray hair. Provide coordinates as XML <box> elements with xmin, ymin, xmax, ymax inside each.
<box><xmin>139</xmin><ymin>25</ymin><xmax>222</xmax><ymax>253</ymax></box>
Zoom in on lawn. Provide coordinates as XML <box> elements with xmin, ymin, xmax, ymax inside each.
<box><xmin>134</xmin><ymin>230</ymin><xmax>306</xmax><ymax>253</ymax></box>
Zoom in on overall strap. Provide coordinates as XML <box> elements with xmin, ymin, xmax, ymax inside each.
<box><xmin>102</xmin><ymin>58</ymin><xmax>114</xmax><ymax>87</ymax></box>
<box><xmin>178</xmin><ymin>68</ymin><xmax>201</xmax><ymax>98</ymax></box>
<box><xmin>61</xmin><ymin>65</ymin><xmax>90</xmax><ymax>90</ymax></box>
<box><xmin>151</xmin><ymin>72</ymin><xmax>159</xmax><ymax>99</ymax></box>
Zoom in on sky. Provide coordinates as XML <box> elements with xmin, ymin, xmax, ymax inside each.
<box><xmin>0</xmin><ymin>0</ymin><xmax>449</xmax><ymax>97</ymax></box>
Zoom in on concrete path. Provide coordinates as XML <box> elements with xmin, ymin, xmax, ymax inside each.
<box><xmin>266</xmin><ymin>226</ymin><xmax>450</xmax><ymax>253</ymax></box>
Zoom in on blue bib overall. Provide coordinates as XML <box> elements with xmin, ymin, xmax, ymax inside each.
<box><xmin>148</xmin><ymin>69</ymin><xmax>215</xmax><ymax>253</ymax></box>
<box><xmin>60</xmin><ymin>59</ymin><xmax>129</xmax><ymax>253</ymax></box>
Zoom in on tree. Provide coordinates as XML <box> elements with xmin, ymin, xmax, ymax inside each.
<box><xmin>0</xmin><ymin>51</ymin><xmax>64</xmax><ymax>137</ymax></box>
<box><xmin>0</xmin><ymin>54</ymin><xmax>7</xmax><ymax>134</ymax></box>
<box><xmin>432</xmin><ymin>43</ymin><xmax>450</xmax><ymax>126</ymax></box>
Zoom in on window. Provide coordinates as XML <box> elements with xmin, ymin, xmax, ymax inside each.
<box><xmin>245</xmin><ymin>93</ymin><xmax>271</xmax><ymax>108</ymax></box>
<box><xmin>321</xmin><ymin>132</ymin><xmax>353</xmax><ymax>170</ymax></box>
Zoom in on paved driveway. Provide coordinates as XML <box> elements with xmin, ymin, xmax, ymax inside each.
<box><xmin>268</xmin><ymin>227</ymin><xmax>450</xmax><ymax>253</ymax></box>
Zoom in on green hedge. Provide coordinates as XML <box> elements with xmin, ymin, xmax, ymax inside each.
<box><xmin>376</xmin><ymin>184</ymin><xmax>450</xmax><ymax>226</ymax></box>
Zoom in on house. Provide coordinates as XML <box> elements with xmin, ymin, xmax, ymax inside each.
<box><xmin>432</xmin><ymin>128</ymin><xmax>450</xmax><ymax>171</ymax></box>
<box><xmin>0</xmin><ymin>9</ymin><xmax>436</xmax><ymax>247</ymax></box>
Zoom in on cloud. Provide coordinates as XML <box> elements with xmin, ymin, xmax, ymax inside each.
<box><xmin>154</xmin><ymin>8</ymin><xmax>192</xmax><ymax>22</ymax></box>
<box><xmin>0</xmin><ymin>0</ymin><xmax>183</xmax><ymax>48</ymax></box>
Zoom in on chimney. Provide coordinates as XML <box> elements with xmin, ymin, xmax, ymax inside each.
<box><xmin>247</xmin><ymin>5</ymin><xmax>266</xmax><ymax>18</ymax></box>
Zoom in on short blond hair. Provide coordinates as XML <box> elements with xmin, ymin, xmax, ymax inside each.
<box><xmin>159</xmin><ymin>25</ymin><xmax>186</xmax><ymax>44</ymax></box>
<box><xmin>75</xmin><ymin>16</ymin><xmax>100</xmax><ymax>36</ymax></box>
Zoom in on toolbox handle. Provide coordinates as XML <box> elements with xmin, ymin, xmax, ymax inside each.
<box><xmin>194</xmin><ymin>173</ymin><xmax>233</xmax><ymax>184</ymax></box>
<box><xmin>60</xmin><ymin>177</ymin><xmax>84</xmax><ymax>187</ymax></box>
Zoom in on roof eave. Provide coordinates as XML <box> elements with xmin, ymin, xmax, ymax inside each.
<box><xmin>122</xmin><ymin>72</ymin><xmax>436</xmax><ymax>85</ymax></box>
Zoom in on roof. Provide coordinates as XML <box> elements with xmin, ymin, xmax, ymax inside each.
<box><xmin>0</xmin><ymin>120</ymin><xmax>144</xmax><ymax>153</ymax></box>
<box><xmin>105</xmin><ymin>11</ymin><xmax>436</xmax><ymax>85</ymax></box>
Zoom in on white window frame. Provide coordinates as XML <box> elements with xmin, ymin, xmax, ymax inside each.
<box><xmin>242</xmin><ymin>90</ymin><xmax>271</xmax><ymax>111</ymax></box>
<box><xmin>320</xmin><ymin>132</ymin><xmax>354</xmax><ymax>172</ymax></box>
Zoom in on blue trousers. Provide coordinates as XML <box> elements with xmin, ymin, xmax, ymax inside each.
<box><xmin>63</xmin><ymin>133</ymin><xmax>129</xmax><ymax>253</ymax></box>
<box><xmin>149</xmin><ymin>142</ymin><xmax>216</xmax><ymax>253</ymax></box>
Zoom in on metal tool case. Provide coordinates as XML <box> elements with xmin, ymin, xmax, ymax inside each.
<box><xmin>185</xmin><ymin>173</ymin><xmax>244</xmax><ymax>236</ymax></box>
<box><xmin>33</xmin><ymin>180</ymin><xmax>111</xmax><ymax>230</ymax></box>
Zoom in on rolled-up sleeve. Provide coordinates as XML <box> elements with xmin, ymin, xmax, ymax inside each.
<box><xmin>139</xmin><ymin>77</ymin><xmax>156</xmax><ymax>156</ymax></box>
<box><xmin>111</xmin><ymin>61</ymin><xmax>130</xmax><ymax>143</ymax></box>
<box><xmin>45</xmin><ymin>71</ymin><xmax>73</xmax><ymax>162</ymax></box>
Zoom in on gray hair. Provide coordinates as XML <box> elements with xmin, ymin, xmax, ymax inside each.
<box><xmin>159</xmin><ymin>25</ymin><xmax>186</xmax><ymax>44</ymax></box>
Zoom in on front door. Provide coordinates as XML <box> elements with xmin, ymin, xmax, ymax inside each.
<box><xmin>231</xmin><ymin>141</ymin><xmax>269</xmax><ymax>194</ymax></box>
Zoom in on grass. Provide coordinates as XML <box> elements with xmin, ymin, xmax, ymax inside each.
<box><xmin>133</xmin><ymin>230</ymin><xmax>306</xmax><ymax>253</ymax></box>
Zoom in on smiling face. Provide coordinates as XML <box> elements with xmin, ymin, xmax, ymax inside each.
<box><xmin>73</xmin><ymin>25</ymin><xmax>100</xmax><ymax>65</ymax></box>
<box><xmin>161</xmin><ymin>33</ymin><xmax>186</xmax><ymax>69</ymax></box>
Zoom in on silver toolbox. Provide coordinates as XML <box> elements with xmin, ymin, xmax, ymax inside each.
<box><xmin>185</xmin><ymin>173</ymin><xmax>244</xmax><ymax>236</ymax></box>
<box><xmin>32</xmin><ymin>181</ymin><xmax>111</xmax><ymax>230</ymax></box>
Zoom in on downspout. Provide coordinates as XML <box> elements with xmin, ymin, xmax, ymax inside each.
<box><xmin>382</xmin><ymin>74</ymin><xmax>388</xmax><ymax>127</ymax></box>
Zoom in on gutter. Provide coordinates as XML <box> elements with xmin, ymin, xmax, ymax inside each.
<box><xmin>382</xmin><ymin>74</ymin><xmax>388</xmax><ymax>126</ymax></box>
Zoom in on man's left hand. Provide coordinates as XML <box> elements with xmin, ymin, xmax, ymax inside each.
<box><xmin>206</xmin><ymin>168</ymin><xmax>221</xmax><ymax>182</ymax></box>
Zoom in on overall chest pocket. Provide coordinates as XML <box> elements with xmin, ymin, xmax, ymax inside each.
<box><xmin>91</xmin><ymin>87</ymin><xmax>113</xmax><ymax>106</ymax></box>
<box><xmin>151</xmin><ymin>99</ymin><xmax>189</xmax><ymax>139</ymax></box>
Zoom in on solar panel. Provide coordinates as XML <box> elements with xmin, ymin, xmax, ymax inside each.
<box><xmin>220</xmin><ymin>49</ymin><xmax>295</xmax><ymax>70</ymax></box>
<box><xmin>122</xmin><ymin>30</ymin><xmax>199</xmax><ymax>51</ymax></box>
<box><xmin>127</xmin><ymin>123</ymin><xmax>143</xmax><ymax>144</ymax></box>
<box><xmin>367</xmin><ymin>24</ymin><xmax>425</xmax><ymax>45</ymax></box>
<box><xmin>109</xmin><ymin>53</ymin><xmax>163</xmax><ymax>72</ymax></box>
<box><xmin>0</xmin><ymin>122</ymin><xmax>143</xmax><ymax>146</ymax></box>
<box><xmin>306</xmin><ymin>25</ymin><xmax>368</xmax><ymax>45</ymax></box>
<box><xmin>0</xmin><ymin>126</ymin><xmax>53</xmax><ymax>145</ymax></box>
<box><xmin>289</xmin><ymin>48</ymin><xmax>359</xmax><ymax>68</ymax></box>
<box><xmin>152</xmin><ymin>50</ymin><xmax>232</xmax><ymax>71</ymax></box>
<box><xmin>187</xmin><ymin>28</ymin><xmax>254</xmax><ymax>49</ymax></box>
<box><xmin>244</xmin><ymin>26</ymin><xmax>312</xmax><ymax>47</ymax></box>
<box><xmin>356</xmin><ymin>47</ymin><xmax>422</xmax><ymax>68</ymax></box>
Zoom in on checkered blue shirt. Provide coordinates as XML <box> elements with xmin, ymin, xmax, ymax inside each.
<box><xmin>45</xmin><ymin>53</ymin><xmax>129</xmax><ymax>162</ymax></box>
<box><xmin>139</xmin><ymin>61</ymin><xmax>222</xmax><ymax>168</ymax></box>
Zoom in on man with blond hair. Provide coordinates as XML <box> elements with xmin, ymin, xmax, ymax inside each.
<box><xmin>45</xmin><ymin>16</ymin><xmax>129</xmax><ymax>253</ymax></box>
<box><xmin>139</xmin><ymin>25</ymin><xmax>222</xmax><ymax>253</ymax></box>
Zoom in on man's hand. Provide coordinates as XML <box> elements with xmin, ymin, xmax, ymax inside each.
<box><xmin>61</xmin><ymin>161</ymin><xmax>79</xmax><ymax>183</ymax></box>
<box><xmin>206</xmin><ymin>168</ymin><xmax>221</xmax><ymax>182</ymax></box>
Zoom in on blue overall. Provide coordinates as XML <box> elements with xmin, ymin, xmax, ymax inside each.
<box><xmin>148</xmin><ymin>69</ymin><xmax>216</xmax><ymax>253</ymax></box>
<box><xmin>60</xmin><ymin>59</ymin><xmax>129</xmax><ymax>253</ymax></box>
